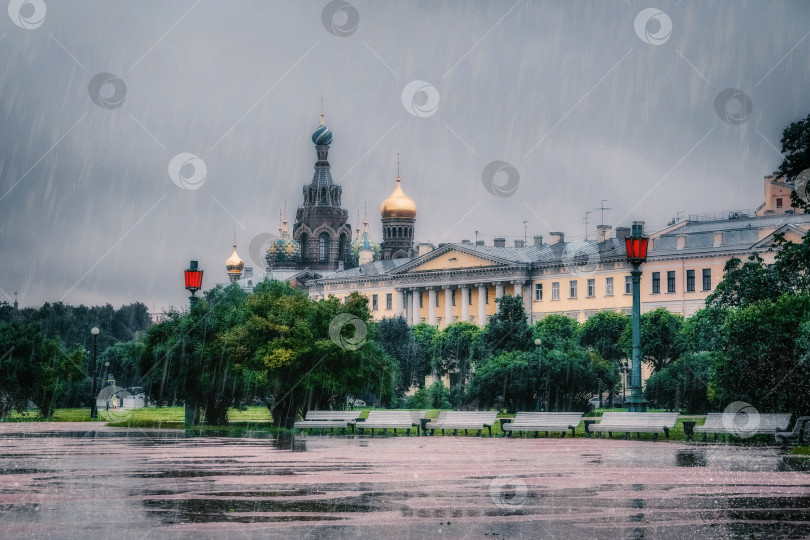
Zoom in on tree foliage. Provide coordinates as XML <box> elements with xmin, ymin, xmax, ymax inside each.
<box><xmin>0</xmin><ymin>323</ymin><xmax>85</xmax><ymax>418</ymax></box>
<box><xmin>620</xmin><ymin>307</ymin><xmax>683</xmax><ymax>373</ymax></box>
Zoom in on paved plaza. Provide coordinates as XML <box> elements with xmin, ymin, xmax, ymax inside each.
<box><xmin>1</xmin><ymin>423</ymin><xmax>809</xmax><ymax>539</ymax></box>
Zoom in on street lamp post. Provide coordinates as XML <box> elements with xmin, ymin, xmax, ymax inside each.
<box><xmin>534</xmin><ymin>338</ymin><xmax>542</xmax><ymax>411</ymax></box>
<box><xmin>184</xmin><ymin>260</ymin><xmax>204</xmax><ymax>307</ymax></box>
<box><xmin>89</xmin><ymin>327</ymin><xmax>99</xmax><ymax>419</ymax></box>
<box><xmin>624</xmin><ymin>221</ymin><xmax>649</xmax><ymax>413</ymax></box>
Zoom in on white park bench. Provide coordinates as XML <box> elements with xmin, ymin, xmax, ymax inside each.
<box><xmin>694</xmin><ymin>412</ymin><xmax>791</xmax><ymax>441</ymax></box>
<box><xmin>293</xmin><ymin>410</ymin><xmax>361</xmax><ymax>434</ymax></box>
<box><xmin>357</xmin><ymin>410</ymin><xmax>426</xmax><ymax>435</ymax></box>
<box><xmin>424</xmin><ymin>411</ymin><xmax>498</xmax><ymax>436</ymax></box>
<box><xmin>500</xmin><ymin>412</ymin><xmax>583</xmax><ymax>438</ymax></box>
<box><xmin>776</xmin><ymin>416</ymin><xmax>810</xmax><ymax>446</ymax></box>
<box><xmin>590</xmin><ymin>412</ymin><xmax>679</xmax><ymax>440</ymax></box>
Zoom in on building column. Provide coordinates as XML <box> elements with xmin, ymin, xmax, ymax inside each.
<box><xmin>476</xmin><ymin>283</ymin><xmax>487</xmax><ymax>326</ymax></box>
<box><xmin>407</xmin><ymin>289</ymin><xmax>414</xmax><ymax>326</ymax></box>
<box><xmin>460</xmin><ymin>285</ymin><xmax>470</xmax><ymax>322</ymax></box>
<box><xmin>495</xmin><ymin>282</ymin><xmax>505</xmax><ymax>300</ymax></box>
<box><xmin>443</xmin><ymin>285</ymin><xmax>453</xmax><ymax>328</ymax></box>
<box><xmin>394</xmin><ymin>289</ymin><xmax>403</xmax><ymax>318</ymax></box>
<box><xmin>428</xmin><ymin>287</ymin><xmax>437</xmax><ymax>326</ymax></box>
<box><xmin>410</xmin><ymin>288</ymin><xmax>420</xmax><ymax>325</ymax></box>
<box><xmin>401</xmin><ymin>290</ymin><xmax>408</xmax><ymax>318</ymax></box>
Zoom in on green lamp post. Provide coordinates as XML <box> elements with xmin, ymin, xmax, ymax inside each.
<box><xmin>624</xmin><ymin>221</ymin><xmax>649</xmax><ymax>412</ymax></box>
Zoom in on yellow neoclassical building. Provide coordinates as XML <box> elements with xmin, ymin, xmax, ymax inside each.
<box><xmin>307</xmin><ymin>172</ymin><xmax>810</xmax><ymax>327</ymax></box>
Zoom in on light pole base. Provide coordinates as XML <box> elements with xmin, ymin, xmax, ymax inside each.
<box><xmin>625</xmin><ymin>397</ymin><xmax>647</xmax><ymax>413</ymax></box>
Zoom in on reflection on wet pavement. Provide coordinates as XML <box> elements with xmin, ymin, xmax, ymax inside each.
<box><xmin>1</xmin><ymin>422</ymin><xmax>809</xmax><ymax>539</ymax></box>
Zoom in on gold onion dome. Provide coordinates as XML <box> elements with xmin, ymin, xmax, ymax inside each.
<box><xmin>226</xmin><ymin>243</ymin><xmax>244</xmax><ymax>273</ymax></box>
<box><xmin>380</xmin><ymin>176</ymin><xmax>417</xmax><ymax>219</ymax></box>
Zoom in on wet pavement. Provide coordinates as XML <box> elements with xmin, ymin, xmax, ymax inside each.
<box><xmin>1</xmin><ymin>423</ymin><xmax>809</xmax><ymax>539</ymax></box>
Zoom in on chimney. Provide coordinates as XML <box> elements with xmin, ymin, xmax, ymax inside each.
<box><xmin>514</xmin><ymin>239</ymin><xmax>525</xmax><ymax>248</ymax></box>
<box><xmin>417</xmin><ymin>242</ymin><xmax>435</xmax><ymax>256</ymax></box>
<box><xmin>461</xmin><ymin>239</ymin><xmax>471</xmax><ymax>245</ymax></box>
<box><xmin>549</xmin><ymin>232</ymin><xmax>564</xmax><ymax>245</ymax></box>
<box><xmin>533</xmin><ymin>235</ymin><xmax>543</xmax><ymax>247</ymax></box>
<box><xmin>476</xmin><ymin>240</ymin><xmax>485</xmax><ymax>246</ymax></box>
<box><xmin>616</xmin><ymin>227</ymin><xmax>631</xmax><ymax>242</ymax></box>
<box><xmin>494</xmin><ymin>237</ymin><xmax>506</xmax><ymax>247</ymax></box>
<box><xmin>597</xmin><ymin>225</ymin><xmax>612</xmax><ymax>243</ymax></box>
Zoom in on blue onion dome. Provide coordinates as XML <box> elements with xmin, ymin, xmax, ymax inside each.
<box><xmin>352</xmin><ymin>218</ymin><xmax>380</xmax><ymax>263</ymax></box>
<box><xmin>312</xmin><ymin>123</ymin><xmax>333</xmax><ymax>146</ymax></box>
<box><xmin>265</xmin><ymin>218</ymin><xmax>301</xmax><ymax>269</ymax></box>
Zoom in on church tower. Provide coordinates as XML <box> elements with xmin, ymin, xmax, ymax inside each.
<box><xmin>379</xmin><ymin>160</ymin><xmax>417</xmax><ymax>259</ymax></box>
<box><xmin>292</xmin><ymin>111</ymin><xmax>352</xmax><ymax>271</ymax></box>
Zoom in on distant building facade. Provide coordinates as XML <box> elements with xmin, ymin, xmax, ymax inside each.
<box><xmin>221</xmin><ymin>115</ymin><xmax>809</xmax><ymax>325</ymax></box>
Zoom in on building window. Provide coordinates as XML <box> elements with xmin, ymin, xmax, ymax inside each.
<box><xmin>552</xmin><ymin>282</ymin><xmax>560</xmax><ymax>300</ymax></box>
<box><xmin>535</xmin><ymin>283</ymin><xmax>543</xmax><ymax>301</ymax></box>
<box><xmin>777</xmin><ymin>198</ymin><xmax>783</xmax><ymax>208</ymax></box>
<box><xmin>686</xmin><ymin>270</ymin><xmax>695</xmax><ymax>292</ymax></box>
<box><xmin>319</xmin><ymin>233</ymin><xmax>330</xmax><ymax>262</ymax></box>
<box><xmin>667</xmin><ymin>271</ymin><xmax>676</xmax><ymax>293</ymax></box>
<box><xmin>569</xmin><ymin>280</ymin><xmax>577</xmax><ymax>299</ymax></box>
<box><xmin>652</xmin><ymin>272</ymin><xmax>660</xmax><ymax>294</ymax></box>
<box><xmin>452</xmin><ymin>289</ymin><xmax>456</xmax><ymax>306</ymax></box>
<box><xmin>587</xmin><ymin>279</ymin><xmax>595</xmax><ymax>297</ymax></box>
<box><xmin>485</xmin><ymin>288</ymin><xmax>489</xmax><ymax>304</ymax></box>
<box><xmin>372</xmin><ymin>294</ymin><xmax>378</xmax><ymax>311</ymax></box>
<box><xmin>702</xmin><ymin>268</ymin><xmax>712</xmax><ymax>291</ymax></box>
<box><xmin>435</xmin><ymin>292</ymin><xmax>440</xmax><ymax>307</ymax></box>
<box><xmin>625</xmin><ymin>275</ymin><xmax>632</xmax><ymax>294</ymax></box>
<box><xmin>468</xmin><ymin>290</ymin><xmax>473</xmax><ymax>305</ymax></box>
<box><xmin>386</xmin><ymin>293</ymin><xmax>392</xmax><ymax>310</ymax></box>
<box><xmin>605</xmin><ymin>277</ymin><xmax>614</xmax><ymax>296</ymax></box>
<box><xmin>419</xmin><ymin>293</ymin><xmax>423</xmax><ymax>308</ymax></box>
<box><xmin>344</xmin><ymin>296</ymin><xmax>350</xmax><ymax>304</ymax></box>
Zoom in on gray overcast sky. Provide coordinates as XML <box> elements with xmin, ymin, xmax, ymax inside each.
<box><xmin>1</xmin><ymin>1</ymin><xmax>809</xmax><ymax>311</ymax></box>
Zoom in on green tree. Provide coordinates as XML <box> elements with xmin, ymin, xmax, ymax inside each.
<box><xmin>620</xmin><ymin>307</ymin><xmax>683</xmax><ymax>373</ymax></box>
<box><xmin>677</xmin><ymin>306</ymin><xmax>727</xmax><ymax>354</ymax></box>
<box><xmin>432</xmin><ymin>321</ymin><xmax>483</xmax><ymax>386</ymax></box>
<box><xmin>404</xmin><ymin>381</ymin><xmax>452</xmax><ymax>409</ymax></box>
<box><xmin>714</xmin><ymin>294</ymin><xmax>810</xmax><ymax>415</ymax></box>
<box><xmin>482</xmin><ymin>295</ymin><xmax>532</xmax><ymax>355</ymax></box>
<box><xmin>0</xmin><ymin>322</ymin><xmax>85</xmax><ymax>418</ymax></box>
<box><xmin>644</xmin><ymin>351</ymin><xmax>715</xmax><ymax>413</ymax></box>
<box><xmin>707</xmin><ymin>255</ymin><xmax>784</xmax><ymax>309</ymax></box>
<box><xmin>778</xmin><ymin>112</ymin><xmax>810</xmax><ymax>182</ymax></box>
<box><xmin>533</xmin><ymin>314</ymin><xmax>580</xmax><ymax>351</ymax></box>
<box><xmin>377</xmin><ymin>316</ymin><xmax>430</xmax><ymax>393</ymax></box>
<box><xmin>469</xmin><ymin>350</ymin><xmax>541</xmax><ymax>412</ymax></box>
<box><xmin>579</xmin><ymin>311</ymin><xmax>629</xmax><ymax>363</ymax></box>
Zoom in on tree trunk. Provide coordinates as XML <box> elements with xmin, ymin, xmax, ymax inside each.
<box><xmin>184</xmin><ymin>400</ymin><xmax>201</xmax><ymax>427</ymax></box>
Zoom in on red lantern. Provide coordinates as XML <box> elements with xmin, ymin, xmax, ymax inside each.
<box><xmin>184</xmin><ymin>260</ymin><xmax>203</xmax><ymax>293</ymax></box>
<box><xmin>624</xmin><ymin>222</ymin><xmax>649</xmax><ymax>265</ymax></box>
